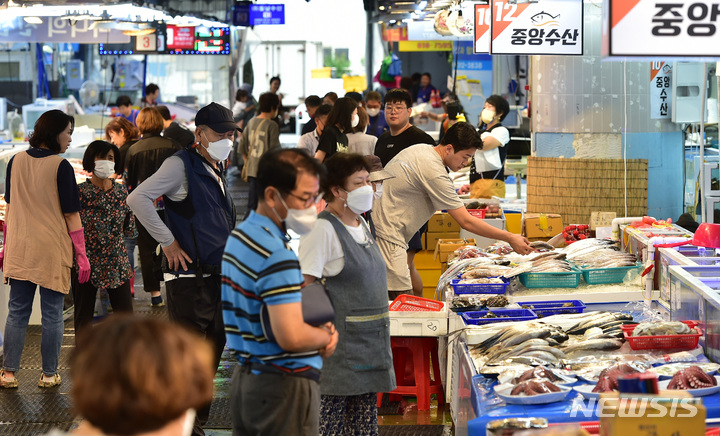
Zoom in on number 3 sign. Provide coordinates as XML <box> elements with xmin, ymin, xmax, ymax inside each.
<box><xmin>135</xmin><ymin>34</ymin><xmax>157</xmax><ymax>52</ymax></box>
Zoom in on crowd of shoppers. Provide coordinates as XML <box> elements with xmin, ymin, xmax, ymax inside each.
<box><xmin>0</xmin><ymin>83</ymin><xmax>534</xmax><ymax>436</ymax></box>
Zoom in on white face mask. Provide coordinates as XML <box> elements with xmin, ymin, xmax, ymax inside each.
<box><xmin>373</xmin><ymin>182</ymin><xmax>383</xmax><ymax>200</ymax></box>
<box><xmin>272</xmin><ymin>190</ymin><xmax>317</xmax><ymax>235</ymax></box>
<box><xmin>351</xmin><ymin>114</ymin><xmax>360</xmax><ymax>128</ymax></box>
<box><xmin>94</xmin><ymin>160</ymin><xmax>115</xmax><ymax>179</ymax></box>
<box><xmin>366</xmin><ymin>108</ymin><xmax>380</xmax><ymax>117</ymax></box>
<box><xmin>481</xmin><ymin>108</ymin><xmax>496</xmax><ymax>125</ymax></box>
<box><xmin>202</xmin><ymin>131</ymin><xmax>233</xmax><ymax>162</ymax></box>
<box><xmin>181</xmin><ymin>409</ymin><xmax>196</xmax><ymax>436</ymax></box>
<box><xmin>343</xmin><ymin>184</ymin><xmax>374</xmax><ymax>214</ymax></box>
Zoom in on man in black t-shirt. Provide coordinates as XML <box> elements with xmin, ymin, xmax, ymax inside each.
<box><xmin>374</xmin><ymin>89</ymin><xmax>435</xmax><ymax>166</ymax></box>
<box><xmin>373</xmin><ymin>88</ymin><xmax>435</xmax><ymax>297</ymax></box>
<box><xmin>156</xmin><ymin>105</ymin><xmax>195</xmax><ymax>149</ymax></box>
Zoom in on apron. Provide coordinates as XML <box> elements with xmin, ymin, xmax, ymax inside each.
<box><xmin>319</xmin><ymin>210</ymin><xmax>396</xmax><ymax>396</ymax></box>
<box><xmin>470</xmin><ymin>123</ymin><xmax>507</xmax><ymax>199</ymax></box>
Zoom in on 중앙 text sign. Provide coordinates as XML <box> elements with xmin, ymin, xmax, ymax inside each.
<box><xmin>606</xmin><ymin>0</ymin><xmax>720</xmax><ymax>57</ymax></box>
<box><xmin>490</xmin><ymin>0</ymin><xmax>583</xmax><ymax>55</ymax></box>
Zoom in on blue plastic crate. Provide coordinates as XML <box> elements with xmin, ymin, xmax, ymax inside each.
<box><xmin>577</xmin><ymin>262</ymin><xmax>642</xmax><ymax>285</ymax></box>
<box><xmin>462</xmin><ymin>308</ymin><xmax>537</xmax><ymax>325</ymax></box>
<box><xmin>518</xmin><ymin>267</ymin><xmax>581</xmax><ymax>289</ymax></box>
<box><xmin>514</xmin><ymin>300</ymin><xmax>586</xmax><ymax>317</ymax></box>
<box><xmin>451</xmin><ymin>278</ymin><xmax>509</xmax><ymax>294</ymax></box>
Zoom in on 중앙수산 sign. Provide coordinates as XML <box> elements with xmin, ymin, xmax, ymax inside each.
<box><xmin>490</xmin><ymin>0</ymin><xmax>583</xmax><ymax>55</ymax></box>
<box><xmin>605</xmin><ymin>0</ymin><xmax>720</xmax><ymax>57</ymax></box>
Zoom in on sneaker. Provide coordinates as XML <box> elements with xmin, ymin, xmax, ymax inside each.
<box><xmin>38</xmin><ymin>373</ymin><xmax>62</xmax><ymax>388</ymax></box>
<box><xmin>151</xmin><ymin>295</ymin><xmax>165</xmax><ymax>307</ymax></box>
<box><xmin>0</xmin><ymin>370</ymin><xmax>18</xmax><ymax>389</ymax></box>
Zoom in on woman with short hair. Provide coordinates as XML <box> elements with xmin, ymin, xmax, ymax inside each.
<box><xmin>298</xmin><ymin>152</ymin><xmax>395</xmax><ymax>436</ymax></box>
<box><xmin>314</xmin><ymin>97</ymin><xmax>358</xmax><ymax>162</ymax></box>
<box><xmin>1</xmin><ymin>110</ymin><xmax>90</xmax><ymax>389</ymax></box>
<box><xmin>104</xmin><ymin>117</ymin><xmax>139</xmax><ymax>177</ymax></box>
<box><xmin>72</xmin><ymin>140</ymin><xmax>136</xmax><ymax>335</ymax></box>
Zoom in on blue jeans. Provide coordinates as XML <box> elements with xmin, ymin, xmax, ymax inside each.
<box><xmin>3</xmin><ymin>279</ymin><xmax>65</xmax><ymax>376</ymax></box>
<box><xmin>125</xmin><ymin>237</ymin><xmax>137</xmax><ymax>271</ymax></box>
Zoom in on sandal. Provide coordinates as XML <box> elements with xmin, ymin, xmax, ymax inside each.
<box><xmin>0</xmin><ymin>370</ymin><xmax>18</xmax><ymax>389</ymax></box>
<box><xmin>38</xmin><ymin>373</ymin><xmax>62</xmax><ymax>388</ymax></box>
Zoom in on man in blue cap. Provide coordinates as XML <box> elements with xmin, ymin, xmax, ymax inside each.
<box><xmin>127</xmin><ymin>102</ymin><xmax>239</xmax><ymax>436</ymax></box>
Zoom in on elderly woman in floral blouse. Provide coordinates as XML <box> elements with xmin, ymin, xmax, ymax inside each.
<box><xmin>72</xmin><ymin>140</ymin><xmax>137</xmax><ymax>336</ymax></box>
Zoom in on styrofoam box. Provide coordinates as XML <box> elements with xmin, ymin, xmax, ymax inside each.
<box><xmin>389</xmin><ymin>305</ymin><xmax>449</xmax><ymax>337</ymax></box>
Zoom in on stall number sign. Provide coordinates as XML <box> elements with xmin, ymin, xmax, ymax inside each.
<box><xmin>490</xmin><ymin>0</ymin><xmax>583</xmax><ymax>55</ymax></box>
<box><xmin>650</xmin><ymin>62</ymin><xmax>672</xmax><ymax>119</ymax></box>
<box><xmin>474</xmin><ymin>2</ymin><xmax>491</xmax><ymax>53</ymax></box>
<box><xmin>607</xmin><ymin>0</ymin><xmax>720</xmax><ymax>56</ymax></box>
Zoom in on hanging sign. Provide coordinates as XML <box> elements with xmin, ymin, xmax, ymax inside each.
<box><xmin>381</xmin><ymin>24</ymin><xmax>408</xmax><ymax>42</ymax></box>
<box><xmin>398</xmin><ymin>40</ymin><xmax>453</xmax><ymax>52</ymax></box>
<box><xmin>650</xmin><ymin>61</ymin><xmax>672</xmax><ymax>119</ymax></box>
<box><xmin>473</xmin><ymin>2</ymin><xmax>491</xmax><ymax>53</ymax></box>
<box><xmin>0</xmin><ymin>17</ymin><xmax>130</xmax><ymax>43</ymax></box>
<box><xmin>490</xmin><ymin>0</ymin><xmax>583</xmax><ymax>55</ymax></box>
<box><xmin>407</xmin><ymin>20</ymin><xmax>471</xmax><ymax>41</ymax></box>
<box><xmin>605</xmin><ymin>0</ymin><xmax>720</xmax><ymax>57</ymax></box>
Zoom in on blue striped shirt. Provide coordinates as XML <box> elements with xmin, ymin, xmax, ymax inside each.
<box><xmin>221</xmin><ymin>211</ymin><xmax>322</xmax><ymax>370</ymax></box>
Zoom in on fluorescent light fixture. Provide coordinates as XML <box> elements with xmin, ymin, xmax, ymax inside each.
<box><xmin>23</xmin><ymin>16</ymin><xmax>42</xmax><ymax>24</ymax></box>
<box><xmin>122</xmin><ymin>27</ymin><xmax>155</xmax><ymax>36</ymax></box>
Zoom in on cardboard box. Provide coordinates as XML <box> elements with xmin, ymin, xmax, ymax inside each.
<box><xmin>460</xmin><ymin>218</ymin><xmax>505</xmax><ymax>249</ymax></box>
<box><xmin>427</xmin><ymin>212</ymin><xmax>461</xmax><ymax>232</ymax></box>
<box><xmin>425</xmin><ymin>231</ymin><xmax>461</xmax><ymax>251</ymax></box>
<box><xmin>418</xmin><ymin>269</ymin><xmax>442</xmax><ymax>287</ymax></box>
<box><xmin>414</xmin><ymin>250</ymin><xmax>442</xmax><ymax>269</ymax></box>
<box><xmin>591</xmin><ymin>211</ymin><xmax>617</xmax><ymax>231</ymax></box>
<box><xmin>422</xmin><ymin>287</ymin><xmax>436</xmax><ymax>300</ymax></box>
<box><xmin>523</xmin><ymin>213</ymin><xmax>563</xmax><ymax>239</ymax></box>
<box><xmin>441</xmin><ymin>262</ymin><xmax>448</xmax><ymax>272</ymax></box>
<box><xmin>505</xmin><ymin>211</ymin><xmax>522</xmax><ymax>234</ymax></box>
<box><xmin>433</xmin><ymin>238</ymin><xmax>476</xmax><ymax>262</ymax></box>
<box><xmin>599</xmin><ymin>391</ymin><xmax>705</xmax><ymax>436</ymax></box>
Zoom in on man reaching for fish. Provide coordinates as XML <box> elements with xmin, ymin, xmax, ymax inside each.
<box><xmin>372</xmin><ymin>122</ymin><xmax>533</xmax><ymax>300</ymax></box>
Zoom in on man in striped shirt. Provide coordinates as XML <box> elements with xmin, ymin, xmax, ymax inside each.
<box><xmin>222</xmin><ymin>148</ymin><xmax>338</xmax><ymax>436</ymax></box>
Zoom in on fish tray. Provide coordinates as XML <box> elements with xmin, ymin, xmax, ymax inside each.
<box><xmin>621</xmin><ymin>321</ymin><xmax>701</xmax><ymax>350</ymax></box>
<box><xmin>451</xmin><ymin>278</ymin><xmax>509</xmax><ymax>294</ymax></box>
<box><xmin>462</xmin><ymin>308</ymin><xmax>537</xmax><ymax>325</ymax></box>
<box><xmin>389</xmin><ymin>295</ymin><xmax>444</xmax><ymax>312</ymax></box>
<box><xmin>518</xmin><ymin>267</ymin><xmax>581</xmax><ymax>289</ymax></box>
<box><xmin>577</xmin><ymin>262</ymin><xmax>642</xmax><ymax>285</ymax></box>
<box><xmin>515</xmin><ymin>300</ymin><xmax>586</xmax><ymax>317</ymax></box>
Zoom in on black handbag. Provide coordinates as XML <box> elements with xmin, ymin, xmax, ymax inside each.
<box><xmin>260</xmin><ymin>280</ymin><xmax>335</xmax><ymax>344</ymax></box>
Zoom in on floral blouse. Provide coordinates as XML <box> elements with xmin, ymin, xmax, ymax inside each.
<box><xmin>78</xmin><ymin>180</ymin><xmax>138</xmax><ymax>289</ymax></box>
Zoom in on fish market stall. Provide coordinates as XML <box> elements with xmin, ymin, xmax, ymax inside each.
<box><xmin>437</xmin><ymin>236</ymin><xmax>720</xmax><ymax>434</ymax></box>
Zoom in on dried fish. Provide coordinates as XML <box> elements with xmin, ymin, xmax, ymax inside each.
<box><xmin>632</xmin><ymin>322</ymin><xmax>693</xmax><ymax>336</ymax></box>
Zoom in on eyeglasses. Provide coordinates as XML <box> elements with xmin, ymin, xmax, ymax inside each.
<box><xmin>286</xmin><ymin>192</ymin><xmax>324</xmax><ymax>208</ymax></box>
<box><xmin>384</xmin><ymin>104</ymin><xmax>408</xmax><ymax>113</ymax></box>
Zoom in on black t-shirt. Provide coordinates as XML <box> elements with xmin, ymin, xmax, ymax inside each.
<box><xmin>316</xmin><ymin>125</ymin><xmax>348</xmax><ymax>161</ymax></box>
<box><xmin>163</xmin><ymin>122</ymin><xmax>195</xmax><ymax>149</ymax></box>
<box><xmin>6</xmin><ymin>148</ymin><xmax>81</xmax><ymax>213</ymax></box>
<box><xmin>374</xmin><ymin>125</ymin><xmax>435</xmax><ymax>166</ymax></box>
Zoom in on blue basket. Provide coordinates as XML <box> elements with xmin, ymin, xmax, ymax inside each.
<box><xmin>514</xmin><ymin>300</ymin><xmax>586</xmax><ymax>317</ymax></box>
<box><xmin>518</xmin><ymin>267</ymin><xmax>581</xmax><ymax>289</ymax></box>
<box><xmin>451</xmin><ymin>278</ymin><xmax>509</xmax><ymax>294</ymax></box>
<box><xmin>462</xmin><ymin>308</ymin><xmax>537</xmax><ymax>325</ymax></box>
<box><xmin>578</xmin><ymin>262</ymin><xmax>642</xmax><ymax>285</ymax></box>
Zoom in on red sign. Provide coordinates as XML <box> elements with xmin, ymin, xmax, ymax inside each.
<box><xmin>381</xmin><ymin>24</ymin><xmax>408</xmax><ymax>42</ymax></box>
<box><xmin>167</xmin><ymin>25</ymin><xmax>195</xmax><ymax>50</ymax></box>
<box><xmin>474</xmin><ymin>3</ymin><xmax>491</xmax><ymax>53</ymax></box>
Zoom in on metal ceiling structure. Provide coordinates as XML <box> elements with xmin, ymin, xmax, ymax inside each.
<box><xmin>367</xmin><ymin>0</ymin><xmax>458</xmax><ymax>24</ymax></box>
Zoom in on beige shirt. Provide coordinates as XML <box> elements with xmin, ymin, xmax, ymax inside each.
<box><xmin>4</xmin><ymin>152</ymin><xmax>73</xmax><ymax>293</ymax></box>
<box><xmin>237</xmin><ymin>117</ymin><xmax>280</xmax><ymax>178</ymax></box>
<box><xmin>372</xmin><ymin>144</ymin><xmax>464</xmax><ymax>247</ymax></box>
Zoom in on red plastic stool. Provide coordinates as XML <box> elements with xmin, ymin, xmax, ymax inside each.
<box><xmin>376</xmin><ymin>337</ymin><xmax>444</xmax><ymax>411</ymax></box>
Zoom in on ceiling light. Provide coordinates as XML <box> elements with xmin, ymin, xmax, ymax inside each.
<box><xmin>23</xmin><ymin>16</ymin><xmax>42</xmax><ymax>24</ymax></box>
<box><xmin>379</xmin><ymin>5</ymin><xmax>385</xmax><ymax>10</ymax></box>
<box><xmin>122</xmin><ymin>27</ymin><xmax>155</xmax><ymax>36</ymax></box>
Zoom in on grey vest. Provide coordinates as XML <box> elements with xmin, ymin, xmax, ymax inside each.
<box><xmin>319</xmin><ymin>210</ymin><xmax>396</xmax><ymax>396</ymax></box>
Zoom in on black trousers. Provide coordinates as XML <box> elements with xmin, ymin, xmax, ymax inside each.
<box><xmin>136</xmin><ymin>210</ymin><xmax>164</xmax><ymax>293</ymax></box>
<box><xmin>245</xmin><ymin>176</ymin><xmax>258</xmax><ymax>220</ymax></box>
<box><xmin>71</xmin><ymin>273</ymin><xmax>133</xmax><ymax>336</ymax></box>
<box><xmin>166</xmin><ymin>275</ymin><xmax>226</xmax><ymax>436</ymax></box>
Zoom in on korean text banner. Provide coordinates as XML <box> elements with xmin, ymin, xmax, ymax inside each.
<box><xmin>0</xmin><ymin>18</ymin><xmax>130</xmax><ymax>43</ymax></box>
<box><xmin>606</xmin><ymin>0</ymin><xmax>720</xmax><ymax>56</ymax></box>
<box><xmin>490</xmin><ymin>0</ymin><xmax>583</xmax><ymax>55</ymax></box>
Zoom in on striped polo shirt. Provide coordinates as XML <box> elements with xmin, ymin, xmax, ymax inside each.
<box><xmin>221</xmin><ymin>210</ymin><xmax>322</xmax><ymax>371</ymax></box>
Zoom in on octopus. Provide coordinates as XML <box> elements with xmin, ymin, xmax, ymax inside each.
<box><xmin>667</xmin><ymin>366</ymin><xmax>717</xmax><ymax>390</ymax></box>
<box><xmin>516</xmin><ymin>366</ymin><xmax>563</xmax><ymax>383</ymax></box>
<box><xmin>510</xmin><ymin>379</ymin><xmax>562</xmax><ymax>396</ymax></box>
<box><xmin>592</xmin><ymin>363</ymin><xmax>642</xmax><ymax>393</ymax></box>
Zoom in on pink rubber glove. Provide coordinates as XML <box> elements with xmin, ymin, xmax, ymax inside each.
<box><xmin>69</xmin><ymin>228</ymin><xmax>91</xmax><ymax>284</ymax></box>
<box><xmin>0</xmin><ymin>222</ymin><xmax>6</xmax><ymax>270</ymax></box>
